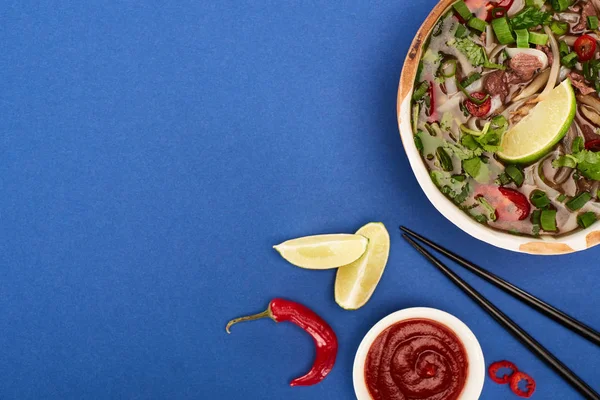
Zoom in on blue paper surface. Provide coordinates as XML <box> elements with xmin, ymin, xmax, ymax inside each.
<box><xmin>2</xmin><ymin>0</ymin><xmax>599</xmax><ymax>398</ymax></box>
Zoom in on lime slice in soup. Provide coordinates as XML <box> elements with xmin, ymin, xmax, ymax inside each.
<box><xmin>497</xmin><ymin>79</ymin><xmax>576</xmax><ymax>164</ymax></box>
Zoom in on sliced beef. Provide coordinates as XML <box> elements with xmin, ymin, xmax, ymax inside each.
<box><xmin>509</xmin><ymin>53</ymin><xmax>543</xmax><ymax>82</ymax></box>
<box><xmin>484</xmin><ymin>70</ymin><xmax>509</xmax><ymax>103</ymax></box>
<box><xmin>537</xmin><ymin>45</ymin><xmax>553</xmax><ymax>66</ymax></box>
<box><xmin>570</xmin><ymin>71</ymin><xmax>596</xmax><ymax>95</ymax></box>
<box><xmin>573</xmin><ymin>1</ymin><xmax>598</xmax><ymax>32</ymax></box>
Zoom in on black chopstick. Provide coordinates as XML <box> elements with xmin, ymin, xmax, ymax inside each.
<box><xmin>402</xmin><ymin>234</ymin><xmax>600</xmax><ymax>400</ymax></box>
<box><xmin>400</xmin><ymin>226</ymin><xmax>600</xmax><ymax>347</ymax></box>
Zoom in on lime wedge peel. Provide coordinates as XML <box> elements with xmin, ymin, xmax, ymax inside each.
<box><xmin>497</xmin><ymin>79</ymin><xmax>576</xmax><ymax>164</ymax></box>
<box><xmin>334</xmin><ymin>223</ymin><xmax>390</xmax><ymax>310</ymax></box>
<box><xmin>273</xmin><ymin>234</ymin><xmax>368</xmax><ymax>270</ymax></box>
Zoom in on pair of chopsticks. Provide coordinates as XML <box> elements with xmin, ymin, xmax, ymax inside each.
<box><xmin>400</xmin><ymin>226</ymin><xmax>600</xmax><ymax>400</ymax></box>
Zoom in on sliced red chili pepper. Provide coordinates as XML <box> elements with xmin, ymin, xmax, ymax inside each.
<box><xmin>499</xmin><ymin>188</ymin><xmax>531</xmax><ymax>221</ymax></box>
<box><xmin>475</xmin><ymin>186</ymin><xmax>531</xmax><ymax>221</ymax></box>
<box><xmin>510</xmin><ymin>371</ymin><xmax>536</xmax><ymax>398</ymax></box>
<box><xmin>226</xmin><ymin>298</ymin><xmax>338</xmax><ymax>387</ymax></box>
<box><xmin>427</xmin><ymin>81</ymin><xmax>439</xmax><ymax>122</ymax></box>
<box><xmin>574</xmin><ymin>35</ymin><xmax>597</xmax><ymax>62</ymax></box>
<box><xmin>488</xmin><ymin>360</ymin><xmax>519</xmax><ymax>384</ymax></box>
<box><xmin>586</xmin><ymin>139</ymin><xmax>600</xmax><ymax>151</ymax></box>
<box><xmin>465</xmin><ymin>92</ymin><xmax>492</xmax><ymax>117</ymax></box>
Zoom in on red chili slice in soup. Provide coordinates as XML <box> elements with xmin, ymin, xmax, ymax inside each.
<box><xmin>464</xmin><ymin>0</ymin><xmax>513</xmax><ymax>21</ymax></box>
<box><xmin>465</xmin><ymin>92</ymin><xmax>491</xmax><ymax>117</ymax></box>
<box><xmin>475</xmin><ymin>186</ymin><xmax>531</xmax><ymax>221</ymax></box>
<box><xmin>574</xmin><ymin>35</ymin><xmax>597</xmax><ymax>62</ymax></box>
<box><xmin>585</xmin><ymin>139</ymin><xmax>600</xmax><ymax>151</ymax></box>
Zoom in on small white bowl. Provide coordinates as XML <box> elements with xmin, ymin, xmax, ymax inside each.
<box><xmin>353</xmin><ymin>308</ymin><xmax>485</xmax><ymax>400</ymax></box>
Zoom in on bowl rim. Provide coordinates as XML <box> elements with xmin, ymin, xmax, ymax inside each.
<box><xmin>352</xmin><ymin>307</ymin><xmax>485</xmax><ymax>400</ymax></box>
<box><xmin>396</xmin><ymin>0</ymin><xmax>600</xmax><ymax>255</ymax></box>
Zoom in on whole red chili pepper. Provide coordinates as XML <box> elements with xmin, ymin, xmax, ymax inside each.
<box><xmin>226</xmin><ymin>298</ymin><xmax>338</xmax><ymax>387</ymax></box>
<box><xmin>488</xmin><ymin>360</ymin><xmax>519</xmax><ymax>384</ymax></box>
<box><xmin>510</xmin><ymin>371</ymin><xmax>536</xmax><ymax>398</ymax></box>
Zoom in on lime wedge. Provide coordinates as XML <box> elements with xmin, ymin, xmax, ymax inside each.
<box><xmin>497</xmin><ymin>79</ymin><xmax>576</xmax><ymax>164</ymax></box>
<box><xmin>334</xmin><ymin>223</ymin><xmax>390</xmax><ymax>310</ymax></box>
<box><xmin>273</xmin><ymin>234</ymin><xmax>368</xmax><ymax>270</ymax></box>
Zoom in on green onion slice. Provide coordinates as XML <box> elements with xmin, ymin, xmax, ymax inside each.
<box><xmin>578</xmin><ymin>212</ymin><xmax>597</xmax><ymax>229</ymax></box>
<box><xmin>412</xmin><ymin>81</ymin><xmax>430</xmax><ymax>101</ymax></box>
<box><xmin>453</xmin><ymin>1</ymin><xmax>473</xmax><ymax>21</ymax></box>
<box><xmin>516</xmin><ymin>29</ymin><xmax>530</xmax><ymax>48</ymax></box>
<box><xmin>505</xmin><ymin>165</ymin><xmax>524</xmax><ymax>187</ymax></box>
<box><xmin>530</xmin><ymin>190</ymin><xmax>551</xmax><ymax>209</ymax></box>
<box><xmin>492</xmin><ymin>17</ymin><xmax>515</xmax><ymax>44</ymax></box>
<box><xmin>540</xmin><ymin>209</ymin><xmax>557</xmax><ymax>232</ymax></box>
<box><xmin>529</xmin><ymin>31</ymin><xmax>549</xmax><ymax>46</ymax></box>
<box><xmin>436</xmin><ymin>147</ymin><xmax>454</xmax><ymax>172</ymax></box>
<box><xmin>468</xmin><ymin>17</ymin><xmax>488</xmax><ymax>32</ymax></box>
<box><xmin>551</xmin><ymin>21</ymin><xmax>569</xmax><ymax>36</ymax></box>
<box><xmin>566</xmin><ymin>192</ymin><xmax>592</xmax><ymax>211</ymax></box>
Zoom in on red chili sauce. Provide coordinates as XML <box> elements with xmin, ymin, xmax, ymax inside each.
<box><xmin>365</xmin><ymin>319</ymin><xmax>468</xmax><ymax>400</ymax></box>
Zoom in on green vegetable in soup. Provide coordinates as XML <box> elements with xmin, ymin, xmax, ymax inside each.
<box><xmin>450</xmin><ymin>38</ymin><xmax>486</xmax><ymax>67</ymax></box>
<box><xmin>510</xmin><ymin>7</ymin><xmax>552</xmax><ymax>30</ymax></box>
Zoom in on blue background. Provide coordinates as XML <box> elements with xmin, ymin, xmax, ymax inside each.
<box><xmin>2</xmin><ymin>0</ymin><xmax>599</xmax><ymax>399</ymax></box>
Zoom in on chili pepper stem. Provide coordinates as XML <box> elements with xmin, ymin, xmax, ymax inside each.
<box><xmin>226</xmin><ymin>308</ymin><xmax>273</xmax><ymax>334</ymax></box>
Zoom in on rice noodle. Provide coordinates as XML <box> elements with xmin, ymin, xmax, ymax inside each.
<box><xmin>562</xmin><ymin>35</ymin><xmax>578</xmax><ymax>46</ymax></box>
<box><xmin>513</xmin><ymin>68</ymin><xmax>551</xmax><ymax>102</ymax></box>
<box><xmin>538</xmin><ymin>26</ymin><xmax>561</xmax><ymax>100</ymax></box>
<box><xmin>559</xmin><ymin>66</ymin><xmax>571</xmax><ymax>81</ymax></box>
<box><xmin>485</xmin><ymin>24</ymin><xmax>495</xmax><ymax>50</ymax></box>
<box><xmin>445</xmin><ymin>77</ymin><xmax>458</xmax><ymax>95</ymax></box>
<box><xmin>467</xmin><ymin>117</ymin><xmax>481</xmax><ymax>132</ymax></box>
<box><xmin>557</xmin><ymin>13</ymin><xmax>581</xmax><ymax>24</ymax></box>
<box><xmin>507</xmin><ymin>0</ymin><xmax>525</xmax><ymax>16</ymax></box>
<box><xmin>577</xmin><ymin>94</ymin><xmax>600</xmax><ymax>111</ymax></box>
<box><xmin>581</xmin><ymin>104</ymin><xmax>600</xmax><ymax>125</ymax></box>
<box><xmin>489</xmin><ymin>44</ymin><xmax>507</xmax><ymax>61</ymax></box>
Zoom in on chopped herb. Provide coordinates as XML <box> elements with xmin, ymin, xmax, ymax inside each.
<box><xmin>477</xmin><ymin>196</ymin><xmax>498</xmax><ymax>221</ymax></box>
<box><xmin>452</xmin><ymin>174</ymin><xmax>467</xmax><ymax>182</ymax></box>
<box><xmin>557</xmin><ymin>194</ymin><xmax>568</xmax><ymax>203</ymax></box>
<box><xmin>453</xmin><ymin>38</ymin><xmax>486</xmax><ymax>66</ymax></box>
<box><xmin>474</xmin><ymin>214</ymin><xmax>488</xmax><ymax>224</ymax></box>
<box><xmin>463</xmin><ymin>157</ymin><xmax>482</xmax><ymax>179</ymax></box>
<box><xmin>511</xmin><ymin>6</ymin><xmax>552</xmax><ymax>30</ymax></box>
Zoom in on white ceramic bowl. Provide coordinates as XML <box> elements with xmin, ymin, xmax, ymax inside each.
<box><xmin>353</xmin><ymin>307</ymin><xmax>485</xmax><ymax>400</ymax></box>
<box><xmin>397</xmin><ymin>0</ymin><xmax>600</xmax><ymax>255</ymax></box>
